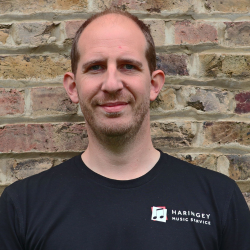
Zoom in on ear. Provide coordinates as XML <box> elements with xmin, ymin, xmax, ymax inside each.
<box><xmin>150</xmin><ymin>70</ymin><xmax>165</xmax><ymax>101</ymax></box>
<box><xmin>63</xmin><ymin>72</ymin><xmax>79</xmax><ymax>104</ymax></box>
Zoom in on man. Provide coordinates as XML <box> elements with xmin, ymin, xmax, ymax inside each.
<box><xmin>0</xmin><ymin>9</ymin><xmax>250</xmax><ymax>250</ymax></box>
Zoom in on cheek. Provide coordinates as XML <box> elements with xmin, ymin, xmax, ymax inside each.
<box><xmin>133</xmin><ymin>80</ymin><xmax>151</xmax><ymax>97</ymax></box>
<box><xmin>124</xmin><ymin>75</ymin><xmax>150</xmax><ymax>92</ymax></box>
<box><xmin>76</xmin><ymin>77</ymin><xmax>101</xmax><ymax>100</ymax></box>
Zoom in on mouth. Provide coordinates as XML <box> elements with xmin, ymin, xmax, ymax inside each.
<box><xmin>99</xmin><ymin>102</ymin><xmax>128</xmax><ymax>113</ymax></box>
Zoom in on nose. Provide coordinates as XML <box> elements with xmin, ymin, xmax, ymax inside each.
<box><xmin>101</xmin><ymin>66</ymin><xmax>123</xmax><ymax>93</ymax></box>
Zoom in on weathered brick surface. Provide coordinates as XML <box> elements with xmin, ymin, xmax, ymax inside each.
<box><xmin>0</xmin><ymin>159</ymin><xmax>15</xmax><ymax>185</ymax></box>
<box><xmin>151</xmin><ymin>86</ymin><xmax>231</xmax><ymax>112</ymax></box>
<box><xmin>144</xmin><ymin>20</ymin><xmax>165</xmax><ymax>46</ymax></box>
<box><xmin>0</xmin><ymin>123</ymin><xmax>88</xmax><ymax>153</ymax></box>
<box><xmin>0</xmin><ymin>0</ymin><xmax>249</xmax><ymax>195</ymax></box>
<box><xmin>235</xmin><ymin>92</ymin><xmax>250</xmax><ymax>114</ymax></box>
<box><xmin>226</xmin><ymin>155</ymin><xmax>250</xmax><ymax>181</ymax></box>
<box><xmin>173</xmin><ymin>153</ymin><xmax>217</xmax><ymax>171</ymax></box>
<box><xmin>237</xmin><ymin>181</ymin><xmax>250</xmax><ymax>193</ymax></box>
<box><xmin>179</xmin><ymin>86</ymin><xmax>230</xmax><ymax>112</ymax></box>
<box><xmin>200</xmin><ymin>54</ymin><xmax>250</xmax><ymax>78</ymax></box>
<box><xmin>224</xmin><ymin>22</ymin><xmax>250</xmax><ymax>46</ymax></box>
<box><xmin>150</xmin><ymin>86</ymin><xmax>177</xmax><ymax>111</ymax></box>
<box><xmin>65</xmin><ymin>20</ymin><xmax>84</xmax><ymax>39</ymax></box>
<box><xmin>31</xmin><ymin>87</ymin><xmax>78</xmax><ymax>116</ymax></box>
<box><xmin>157</xmin><ymin>54</ymin><xmax>189</xmax><ymax>76</ymax></box>
<box><xmin>203</xmin><ymin>122</ymin><xmax>250</xmax><ymax>146</ymax></box>
<box><xmin>0</xmin><ymin>158</ymin><xmax>53</xmax><ymax>185</ymax></box>
<box><xmin>12</xmin><ymin>22</ymin><xmax>59</xmax><ymax>45</ymax></box>
<box><xmin>0</xmin><ymin>29</ymin><xmax>10</xmax><ymax>44</ymax></box>
<box><xmin>0</xmin><ymin>89</ymin><xmax>25</xmax><ymax>116</ymax></box>
<box><xmin>204</xmin><ymin>0</ymin><xmax>250</xmax><ymax>13</ymax></box>
<box><xmin>217</xmin><ymin>155</ymin><xmax>230</xmax><ymax>176</ymax></box>
<box><xmin>0</xmin><ymin>55</ymin><xmax>70</xmax><ymax>80</ymax></box>
<box><xmin>243</xmin><ymin>193</ymin><xmax>250</xmax><ymax>209</ymax></box>
<box><xmin>0</xmin><ymin>0</ymin><xmax>87</xmax><ymax>14</ymax></box>
<box><xmin>0</xmin><ymin>186</ymin><xmax>6</xmax><ymax>195</ymax></box>
<box><xmin>95</xmin><ymin>0</ymin><xmax>195</xmax><ymax>12</ymax></box>
<box><xmin>175</xmin><ymin>21</ymin><xmax>218</xmax><ymax>44</ymax></box>
<box><xmin>151</xmin><ymin>121</ymin><xmax>196</xmax><ymax>148</ymax></box>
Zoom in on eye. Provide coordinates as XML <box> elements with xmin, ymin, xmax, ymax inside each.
<box><xmin>90</xmin><ymin>65</ymin><xmax>103</xmax><ymax>71</ymax></box>
<box><xmin>122</xmin><ymin>64</ymin><xmax>135</xmax><ymax>70</ymax></box>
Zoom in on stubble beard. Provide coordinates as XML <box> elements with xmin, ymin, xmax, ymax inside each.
<box><xmin>79</xmin><ymin>93</ymin><xmax>150</xmax><ymax>148</ymax></box>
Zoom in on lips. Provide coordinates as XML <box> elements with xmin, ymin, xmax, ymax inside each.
<box><xmin>99</xmin><ymin>101</ymin><xmax>128</xmax><ymax>113</ymax></box>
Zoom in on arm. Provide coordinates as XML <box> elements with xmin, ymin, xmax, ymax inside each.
<box><xmin>220</xmin><ymin>184</ymin><xmax>250</xmax><ymax>250</ymax></box>
<box><xmin>0</xmin><ymin>189</ymin><xmax>24</xmax><ymax>250</ymax></box>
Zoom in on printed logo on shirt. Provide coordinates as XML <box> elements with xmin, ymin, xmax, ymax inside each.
<box><xmin>151</xmin><ymin>206</ymin><xmax>168</xmax><ymax>223</ymax></box>
<box><xmin>151</xmin><ymin>206</ymin><xmax>211</xmax><ymax>225</ymax></box>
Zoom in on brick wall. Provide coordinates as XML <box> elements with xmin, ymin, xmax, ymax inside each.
<box><xmin>0</xmin><ymin>0</ymin><xmax>250</xmax><ymax>207</ymax></box>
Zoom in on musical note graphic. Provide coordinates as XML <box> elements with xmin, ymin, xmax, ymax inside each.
<box><xmin>151</xmin><ymin>206</ymin><xmax>167</xmax><ymax>222</ymax></box>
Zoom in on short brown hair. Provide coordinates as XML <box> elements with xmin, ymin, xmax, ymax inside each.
<box><xmin>71</xmin><ymin>8</ymin><xmax>156</xmax><ymax>75</ymax></box>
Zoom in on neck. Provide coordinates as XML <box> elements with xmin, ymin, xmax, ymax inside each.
<box><xmin>81</xmin><ymin>116</ymin><xmax>160</xmax><ymax>180</ymax></box>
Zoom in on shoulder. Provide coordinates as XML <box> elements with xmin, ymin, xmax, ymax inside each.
<box><xmin>159</xmin><ymin>152</ymin><xmax>249</xmax><ymax>227</ymax></box>
<box><xmin>160</xmin><ymin>152</ymin><xmax>238</xmax><ymax>193</ymax></box>
<box><xmin>3</xmin><ymin>154</ymin><xmax>82</xmax><ymax>199</ymax></box>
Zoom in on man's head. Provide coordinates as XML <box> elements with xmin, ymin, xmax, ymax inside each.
<box><xmin>71</xmin><ymin>8</ymin><xmax>156</xmax><ymax>75</ymax></box>
<box><xmin>63</xmin><ymin>10</ymin><xmax>164</xmax><ymax>146</ymax></box>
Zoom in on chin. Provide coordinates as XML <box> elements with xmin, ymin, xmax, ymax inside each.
<box><xmin>97</xmin><ymin>122</ymin><xmax>133</xmax><ymax>137</ymax></box>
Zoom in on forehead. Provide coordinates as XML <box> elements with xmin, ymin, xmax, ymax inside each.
<box><xmin>77</xmin><ymin>14</ymin><xmax>147</xmax><ymax>59</ymax></box>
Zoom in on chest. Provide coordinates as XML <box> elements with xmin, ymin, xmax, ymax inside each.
<box><xmin>23</xmin><ymin>186</ymin><xmax>221</xmax><ymax>250</ymax></box>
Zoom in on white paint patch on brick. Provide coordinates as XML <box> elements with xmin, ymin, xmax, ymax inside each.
<box><xmin>25</xmin><ymin>88</ymin><xmax>32</xmax><ymax>116</ymax></box>
<box><xmin>191</xmin><ymin>122</ymin><xmax>203</xmax><ymax>147</ymax></box>
<box><xmin>77</xmin><ymin>104</ymin><xmax>83</xmax><ymax>116</ymax></box>
<box><xmin>88</xmin><ymin>0</ymin><xmax>95</xmax><ymax>12</ymax></box>
<box><xmin>188</xmin><ymin>53</ymin><xmax>199</xmax><ymax>77</ymax></box>
<box><xmin>213</xmin><ymin>22</ymin><xmax>226</xmax><ymax>46</ymax></box>
<box><xmin>192</xmin><ymin>0</ymin><xmax>207</xmax><ymax>13</ymax></box>
<box><xmin>217</xmin><ymin>155</ymin><xmax>230</xmax><ymax>176</ymax></box>
<box><xmin>165</xmin><ymin>21</ymin><xmax>175</xmax><ymax>45</ymax></box>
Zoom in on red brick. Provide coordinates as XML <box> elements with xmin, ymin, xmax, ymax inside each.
<box><xmin>0</xmin><ymin>123</ymin><xmax>88</xmax><ymax>153</ymax></box>
<box><xmin>199</xmin><ymin>54</ymin><xmax>250</xmax><ymax>78</ymax></box>
<box><xmin>151</xmin><ymin>121</ymin><xmax>196</xmax><ymax>148</ymax></box>
<box><xmin>224</xmin><ymin>22</ymin><xmax>250</xmax><ymax>46</ymax></box>
<box><xmin>175</xmin><ymin>21</ymin><xmax>218</xmax><ymax>44</ymax></box>
<box><xmin>31</xmin><ymin>87</ymin><xmax>78</xmax><ymax>116</ymax></box>
<box><xmin>0</xmin><ymin>89</ymin><xmax>25</xmax><ymax>116</ymax></box>
<box><xmin>0</xmin><ymin>0</ymin><xmax>87</xmax><ymax>14</ymax></box>
<box><xmin>203</xmin><ymin>122</ymin><xmax>250</xmax><ymax>146</ymax></box>
<box><xmin>157</xmin><ymin>54</ymin><xmax>189</xmax><ymax>76</ymax></box>
<box><xmin>65</xmin><ymin>20</ymin><xmax>84</xmax><ymax>39</ymax></box>
<box><xmin>235</xmin><ymin>92</ymin><xmax>250</xmax><ymax>114</ymax></box>
<box><xmin>95</xmin><ymin>0</ymin><xmax>194</xmax><ymax>12</ymax></box>
<box><xmin>204</xmin><ymin>0</ymin><xmax>250</xmax><ymax>13</ymax></box>
<box><xmin>12</xmin><ymin>22</ymin><xmax>59</xmax><ymax>45</ymax></box>
<box><xmin>0</xmin><ymin>55</ymin><xmax>70</xmax><ymax>80</ymax></box>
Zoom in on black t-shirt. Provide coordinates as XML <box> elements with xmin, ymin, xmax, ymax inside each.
<box><xmin>0</xmin><ymin>152</ymin><xmax>250</xmax><ymax>250</ymax></box>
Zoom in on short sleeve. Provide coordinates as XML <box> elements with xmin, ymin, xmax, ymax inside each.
<box><xmin>220</xmin><ymin>184</ymin><xmax>250</xmax><ymax>250</ymax></box>
<box><xmin>0</xmin><ymin>189</ymin><xmax>24</xmax><ymax>250</ymax></box>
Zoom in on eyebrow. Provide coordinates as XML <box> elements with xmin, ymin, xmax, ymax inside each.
<box><xmin>81</xmin><ymin>58</ymin><xmax>143</xmax><ymax>72</ymax></box>
<box><xmin>81</xmin><ymin>59</ymin><xmax>107</xmax><ymax>71</ymax></box>
<box><xmin>117</xmin><ymin>58</ymin><xmax>143</xmax><ymax>69</ymax></box>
